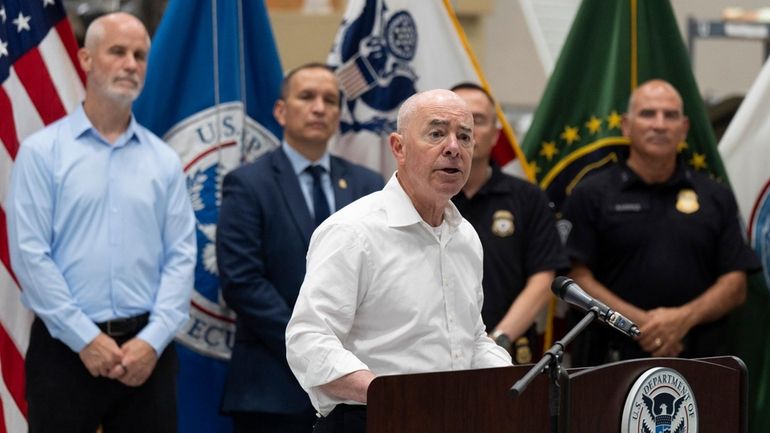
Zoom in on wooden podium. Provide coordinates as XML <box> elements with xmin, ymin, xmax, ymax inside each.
<box><xmin>366</xmin><ymin>356</ymin><xmax>746</xmax><ymax>433</ymax></box>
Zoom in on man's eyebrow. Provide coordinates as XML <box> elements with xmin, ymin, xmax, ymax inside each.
<box><xmin>428</xmin><ymin>119</ymin><xmax>449</xmax><ymax>127</ymax></box>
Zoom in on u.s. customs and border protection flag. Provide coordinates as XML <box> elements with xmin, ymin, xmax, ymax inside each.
<box><xmin>133</xmin><ymin>1</ymin><xmax>283</xmax><ymax>431</ymax></box>
<box><xmin>328</xmin><ymin>0</ymin><xmax>530</xmax><ymax>179</ymax></box>
<box><xmin>718</xmin><ymin>57</ymin><xmax>770</xmax><ymax>433</ymax></box>
<box><xmin>1</xmin><ymin>0</ymin><xmax>84</xmax><ymax>431</ymax></box>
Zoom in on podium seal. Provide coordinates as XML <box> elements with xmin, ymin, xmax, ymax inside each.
<box><xmin>621</xmin><ymin>367</ymin><xmax>698</xmax><ymax>433</ymax></box>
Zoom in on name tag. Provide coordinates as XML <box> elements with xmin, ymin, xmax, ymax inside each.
<box><xmin>612</xmin><ymin>202</ymin><xmax>643</xmax><ymax>212</ymax></box>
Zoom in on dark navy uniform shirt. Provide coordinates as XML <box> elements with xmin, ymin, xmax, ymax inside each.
<box><xmin>562</xmin><ymin>159</ymin><xmax>760</xmax><ymax>364</ymax></box>
<box><xmin>453</xmin><ymin>164</ymin><xmax>569</xmax><ymax>331</ymax></box>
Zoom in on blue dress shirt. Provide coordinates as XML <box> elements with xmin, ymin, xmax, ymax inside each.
<box><xmin>282</xmin><ymin>142</ymin><xmax>336</xmax><ymax>217</ymax></box>
<box><xmin>6</xmin><ymin>104</ymin><xmax>197</xmax><ymax>354</ymax></box>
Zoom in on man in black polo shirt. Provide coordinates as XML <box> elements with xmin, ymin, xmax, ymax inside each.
<box><xmin>561</xmin><ymin>79</ymin><xmax>760</xmax><ymax>366</ymax></box>
<box><xmin>451</xmin><ymin>83</ymin><xmax>568</xmax><ymax>363</ymax></box>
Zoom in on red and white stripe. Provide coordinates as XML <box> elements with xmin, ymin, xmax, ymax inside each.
<box><xmin>0</xmin><ymin>18</ymin><xmax>84</xmax><ymax>433</ymax></box>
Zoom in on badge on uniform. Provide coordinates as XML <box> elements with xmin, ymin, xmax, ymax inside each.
<box><xmin>338</xmin><ymin>178</ymin><xmax>348</xmax><ymax>189</ymax></box>
<box><xmin>491</xmin><ymin>210</ymin><xmax>514</xmax><ymax>237</ymax></box>
<box><xmin>514</xmin><ymin>336</ymin><xmax>533</xmax><ymax>364</ymax></box>
<box><xmin>675</xmin><ymin>189</ymin><xmax>699</xmax><ymax>214</ymax></box>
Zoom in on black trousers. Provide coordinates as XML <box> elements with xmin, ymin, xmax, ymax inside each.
<box><xmin>231</xmin><ymin>409</ymin><xmax>317</xmax><ymax>433</ymax></box>
<box><xmin>313</xmin><ymin>405</ymin><xmax>367</xmax><ymax>433</ymax></box>
<box><xmin>26</xmin><ymin>318</ymin><xmax>178</xmax><ymax>433</ymax></box>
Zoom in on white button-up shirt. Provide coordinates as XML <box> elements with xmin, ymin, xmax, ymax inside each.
<box><xmin>286</xmin><ymin>174</ymin><xmax>511</xmax><ymax>416</ymax></box>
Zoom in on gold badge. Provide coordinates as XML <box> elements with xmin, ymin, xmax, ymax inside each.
<box><xmin>514</xmin><ymin>336</ymin><xmax>532</xmax><ymax>364</ymax></box>
<box><xmin>338</xmin><ymin>178</ymin><xmax>348</xmax><ymax>189</ymax></box>
<box><xmin>491</xmin><ymin>210</ymin><xmax>514</xmax><ymax>237</ymax></box>
<box><xmin>676</xmin><ymin>189</ymin><xmax>699</xmax><ymax>214</ymax></box>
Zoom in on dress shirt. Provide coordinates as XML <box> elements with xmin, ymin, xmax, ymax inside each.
<box><xmin>282</xmin><ymin>142</ymin><xmax>335</xmax><ymax>217</ymax></box>
<box><xmin>6</xmin><ymin>104</ymin><xmax>196</xmax><ymax>354</ymax></box>
<box><xmin>286</xmin><ymin>174</ymin><xmax>511</xmax><ymax>416</ymax></box>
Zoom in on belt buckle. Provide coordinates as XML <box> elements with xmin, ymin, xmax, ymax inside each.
<box><xmin>106</xmin><ymin>320</ymin><xmax>126</xmax><ymax>337</ymax></box>
<box><xmin>106</xmin><ymin>320</ymin><xmax>116</xmax><ymax>336</ymax></box>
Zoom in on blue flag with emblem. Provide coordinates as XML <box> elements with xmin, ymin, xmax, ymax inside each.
<box><xmin>133</xmin><ymin>1</ymin><xmax>283</xmax><ymax>431</ymax></box>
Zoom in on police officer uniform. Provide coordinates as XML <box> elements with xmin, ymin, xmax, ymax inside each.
<box><xmin>562</xmin><ymin>159</ymin><xmax>760</xmax><ymax>366</ymax></box>
<box><xmin>453</xmin><ymin>164</ymin><xmax>569</xmax><ymax>362</ymax></box>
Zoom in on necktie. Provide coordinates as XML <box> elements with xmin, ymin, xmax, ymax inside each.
<box><xmin>307</xmin><ymin>165</ymin><xmax>331</xmax><ymax>226</ymax></box>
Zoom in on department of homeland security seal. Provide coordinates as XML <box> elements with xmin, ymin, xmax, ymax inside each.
<box><xmin>165</xmin><ymin>102</ymin><xmax>279</xmax><ymax>360</ymax></box>
<box><xmin>621</xmin><ymin>367</ymin><xmax>698</xmax><ymax>433</ymax></box>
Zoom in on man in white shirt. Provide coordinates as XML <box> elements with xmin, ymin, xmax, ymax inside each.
<box><xmin>286</xmin><ymin>89</ymin><xmax>512</xmax><ymax>433</ymax></box>
<box><xmin>216</xmin><ymin>63</ymin><xmax>382</xmax><ymax>433</ymax></box>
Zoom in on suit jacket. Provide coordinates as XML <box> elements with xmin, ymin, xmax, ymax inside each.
<box><xmin>216</xmin><ymin>146</ymin><xmax>384</xmax><ymax>414</ymax></box>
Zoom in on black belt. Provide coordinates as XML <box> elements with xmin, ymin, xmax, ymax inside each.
<box><xmin>96</xmin><ymin>313</ymin><xmax>149</xmax><ymax>337</ymax></box>
<box><xmin>314</xmin><ymin>404</ymin><xmax>367</xmax><ymax>433</ymax></box>
<box><xmin>329</xmin><ymin>404</ymin><xmax>366</xmax><ymax>415</ymax></box>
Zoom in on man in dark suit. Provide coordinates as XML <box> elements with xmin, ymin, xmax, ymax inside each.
<box><xmin>216</xmin><ymin>63</ymin><xmax>384</xmax><ymax>433</ymax></box>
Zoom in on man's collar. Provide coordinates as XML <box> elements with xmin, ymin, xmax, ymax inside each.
<box><xmin>478</xmin><ymin>162</ymin><xmax>508</xmax><ymax>195</ymax></box>
<box><xmin>70</xmin><ymin>103</ymin><xmax>140</xmax><ymax>148</ymax></box>
<box><xmin>282</xmin><ymin>141</ymin><xmax>331</xmax><ymax>176</ymax></box>
<box><xmin>384</xmin><ymin>173</ymin><xmax>463</xmax><ymax>230</ymax></box>
<box><xmin>620</xmin><ymin>158</ymin><xmax>693</xmax><ymax>189</ymax></box>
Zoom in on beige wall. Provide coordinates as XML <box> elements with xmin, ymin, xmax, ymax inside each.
<box><xmin>482</xmin><ymin>0</ymin><xmax>546</xmax><ymax>109</ymax></box>
<box><xmin>269</xmin><ymin>11</ymin><xmax>343</xmax><ymax>70</ymax></box>
<box><xmin>672</xmin><ymin>0</ymin><xmax>768</xmax><ymax>101</ymax></box>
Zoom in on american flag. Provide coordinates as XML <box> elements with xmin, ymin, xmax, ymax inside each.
<box><xmin>0</xmin><ymin>0</ymin><xmax>84</xmax><ymax>431</ymax></box>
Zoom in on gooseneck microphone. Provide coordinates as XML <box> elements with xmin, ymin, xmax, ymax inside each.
<box><xmin>551</xmin><ymin>276</ymin><xmax>640</xmax><ymax>337</ymax></box>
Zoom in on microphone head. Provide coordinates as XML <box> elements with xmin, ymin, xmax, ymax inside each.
<box><xmin>551</xmin><ymin>276</ymin><xmax>573</xmax><ymax>298</ymax></box>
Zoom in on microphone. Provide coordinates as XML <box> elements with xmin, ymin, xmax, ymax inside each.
<box><xmin>551</xmin><ymin>276</ymin><xmax>640</xmax><ymax>337</ymax></box>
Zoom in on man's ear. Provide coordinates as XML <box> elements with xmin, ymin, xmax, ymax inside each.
<box><xmin>680</xmin><ymin>115</ymin><xmax>690</xmax><ymax>141</ymax></box>
<box><xmin>77</xmin><ymin>47</ymin><xmax>92</xmax><ymax>73</ymax></box>
<box><xmin>389</xmin><ymin>132</ymin><xmax>406</xmax><ymax>165</ymax></box>
<box><xmin>273</xmin><ymin>99</ymin><xmax>286</xmax><ymax>127</ymax></box>
<box><xmin>621</xmin><ymin>114</ymin><xmax>630</xmax><ymax>138</ymax></box>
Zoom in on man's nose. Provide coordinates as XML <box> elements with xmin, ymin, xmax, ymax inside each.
<box><xmin>443</xmin><ymin>134</ymin><xmax>461</xmax><ymax>157</ymax></box>
<box><xmin>652</xmin><ymin>112</ymin><xmax>668</xmax><ymax>128</ymax></box>
<box><xmin>311</xmin><ymin>97</ymin><xmax>326</xmax><ymax>113</ymax></box>
<box><xmin>124</xmin><ymin>54</ymin><xmax>138</xmax><ymax>71</ymax></box>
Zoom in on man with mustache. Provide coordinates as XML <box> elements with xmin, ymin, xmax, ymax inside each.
<box><xmin>6</xmin><ymin>12</ymin><xmax>196</xmax><ymax>432</ymax></box>
<box><xmin>286</xmin><ymin>89</ymin><xmax>512</xmax><ymax>433</ymax></box>
<box><xmin>216</xmin><ymin>63</ymin><xmax>383</xmax><ymax>433</ymax></box>
<box><xmin>560</xmin><ymin>79</ymin><xmax>760</xmax><ymax>366</ymax></box>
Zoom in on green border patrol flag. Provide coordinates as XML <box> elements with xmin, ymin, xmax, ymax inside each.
<box><xmin>521</xmin><ymin>0</ymin><xmax>723</xmax><ymax>212</ymax></box>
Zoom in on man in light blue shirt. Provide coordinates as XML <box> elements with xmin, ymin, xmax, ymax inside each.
<box><xmin>6</xmin><ymin>12</ymin><xmax>195</xmax><ymax>433</ymax></box>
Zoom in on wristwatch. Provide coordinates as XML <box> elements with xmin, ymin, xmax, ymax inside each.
<box><xmin>490</xmin><ymin>330</ymin><xmax>512</xmax><ymax>353</ymax></box>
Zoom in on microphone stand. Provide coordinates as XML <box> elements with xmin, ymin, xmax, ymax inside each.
<box><xmin>509</xmin><ymin>309</ymin><xmax>598</xmax><ymax>433</ymax></box>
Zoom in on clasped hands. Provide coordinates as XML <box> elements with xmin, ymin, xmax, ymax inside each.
<box><xmin>635</xmin><ymin>306</ymin><xmax>692</xmax><ymax>357</ymax></box>
<box><xmin>79</xmin><ymin>333</ymin><xmax>158</xmax><ymax>387</ymax></box>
